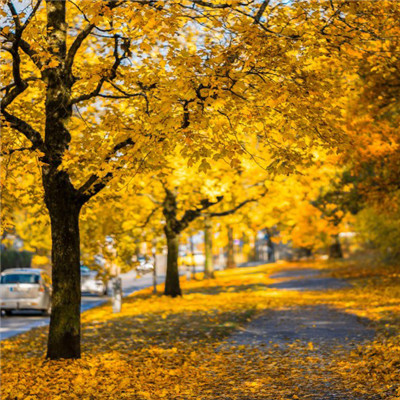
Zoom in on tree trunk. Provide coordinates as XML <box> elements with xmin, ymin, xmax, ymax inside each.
<box><xmin>265</xmin><ymin>229</ymin><xmax>276</xmax><ymax>262</ymax></box>
<box><xmin>254</xmin><ymin>230</ymin><xmax>259</xmax><ymax>262</ymax></box>
<box><xmin>42</xmin><ymin>1</ymin><xmax>83</xmax><ymax>359</ymax></box>
<box><xmin>43</xmin><ymin>171</ymin><xmax>82</xmax><ymax>359</ymax></box>
<box><xmin>329</xmin><ymin>234</ymin><xmax>343</xmax><ymax>259</ymax></box>
<box><xmin>226</xmin><ymin>225</ymin><xmax>236</xmax><ymax>269</ymax></box>
<box><xmin>204</xmin><ymin>216</ymin><xmax>215</xmax><ymax>279</ymax></box>
<box><xmin>162</xmin><ymin>188</ymin><xmax>182</xmax><ymax>297</ymax></box>
<box><xmin>152</xmin><ymin>247</ymin><xmax>157</xmax><ymax>295</ymax></box>
<box><xmin>164</xmin><ymin>231</ymin><xmax>181</xmax><ymax>297</ymax></box>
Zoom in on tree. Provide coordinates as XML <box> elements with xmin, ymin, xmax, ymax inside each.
<box><xmin>160</xmin><ymin>157</ymin><xmax>269</xmax><ymax>295</ymax></box>
<box><xmin>311</xmin><ymin>171</ymin><xmax>362</xmax><ymax>259</ymax></box>
<box><xmin>2</xmin><ymin>0</ymin><xmax>274</xmax><ymax>358</ymax></box>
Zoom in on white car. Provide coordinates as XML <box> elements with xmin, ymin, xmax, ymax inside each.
<box><xmin>0</xmin><ymin>268</ymin><xmax>52</xmax><ymax>316</ymax></box>
<box><xmin>136</xmin><ymin>257</ymin><xmax>154</xmax><ymax>274</ymax></box>
<box><xmin>81</xmin><ymin>265</ymin><xmax>108</xmax><ymax>296</ymax></box>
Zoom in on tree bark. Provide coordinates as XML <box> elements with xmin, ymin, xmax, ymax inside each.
<box><xmin>204</xmin><ymin>216</ymin><xmax>215</xmax><ymax>279</ymax></box>
<box><xmin>329</xmin><ymin>234</ymin><xmax>343</xmax><ymax>259</ymax></box>
<box><xmin>265</xmin><ymin>228</ymin><xmax>276</xmax><ymax>262</ymax></box>
<box><xmin>162</xmin><ymin>188</ymin><xmax>182</xmax><ymax>297</ymax></box>
<box><xmin>164</xmin><ymin>231</ymin><xmax>181</xmax><ymax>297</ymax></box>
<box><xmin>42</xmin><ymin>0</ymin><xmax>84</xmax><ymax>359</ymax></box>
<box><xmin>43</xmin><ymin>171</ymin><xmax>82</xmax><ymax>359</ymax></box>
<box><xmin>226</xmin><ymin>225</ymin><xmax>236</xmax><ymax>268</ymax></box>
<box><xmin>152</xmin><ymin>247</ymin><xmax>157</xmax><ymax>295</ymax></box>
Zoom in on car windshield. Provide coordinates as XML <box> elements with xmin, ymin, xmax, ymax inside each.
<box><xmin>0</xmin><ymin>274</ymin><xmax>40</xmax><ymax>284</ymax></box>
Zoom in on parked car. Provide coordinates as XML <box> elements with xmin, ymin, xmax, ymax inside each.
<box><xmin>81</xmin><ymin>265</ymin><xmax>108</xmax><ymax>296</ymax></box>
<box><xmin>0</xmin><ymin>268</ymin><xmax>52</xmax><ymax>316</ymax></box>
<box><xmin>136</xmin><ymin>256</ymin><xmax>154</xmax><ymax>274</ymax></box>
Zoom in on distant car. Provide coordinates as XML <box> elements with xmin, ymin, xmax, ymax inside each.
<box><xmin>136</xmin><ymin>256</ymin><xmax>154</xmax><ymax>274</ymax></box>
<box><xmin>80</xmin><ymin>265</ymin><xmax>108</xmax><ymax>296</ymax></box>
<box><xmin>0</xmin><ymin>268</ymin><xmax>52</xmax><ymax>316</ymax></box>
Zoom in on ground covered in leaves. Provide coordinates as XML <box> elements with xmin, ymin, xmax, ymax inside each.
<box><xmin>2</xmin><ymin>261</ymin><xmax>400</xmax><ymax>399</ymax></box>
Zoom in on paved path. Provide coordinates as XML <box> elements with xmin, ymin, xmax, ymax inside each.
<box><xmin>231</xmin><ymin>267</ymin><xmax>374</xmax><ymax>348</ymax></box>
<box><xmin>230</xmin><ymin>303</ymin><xmax>375</xmax><ymax>348</ymax></box>
<box><xmin>228</xmin><ymin>267</ymin><xmax>377</xmax><ymax>399</ymax></box>
<box><xmin>0</xmin><ymin>271</ymin><xmax>165</xmax><ymax>340</ymax></box>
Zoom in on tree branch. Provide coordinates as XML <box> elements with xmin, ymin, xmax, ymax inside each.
<box><xmin>210</xmin><ymin>198</ymin><xmax>255</xmax><ymax>217</ymax></box>
<box><xmin>2</xmin><ymin>31</ymin><xmax>44</xmax><ymax>70</ymax></box>
<box><xmin>177</xmin><ymin>195</ymin><xmax>224</xmax><ymax>231</ymax></box>
<box><xmin>1</xmin><ymin>8</ymin><xmax>45</xmax><ymax>153</ymax></box>
<box><xmin>65</xmin><ymin>23</ymin><xmax>95</xmax><ymax>72</ymax></box>
<box><xmin>7</xmin><ymin>1</ymin><xmax>22</xmax><ymax>30</ymax></box>
<box><xmin>254</xmin><ymin>0</ymin><xmax>269</xmax><ymax>24</ymax></box>
<box><xmin>77</xmin><ymin>137</ymin><xmax>135</xmax><ymax>200</ymax></box>
<box><xmin>1</xmin><ymin>110</ymin><xmax>45</xmax><ymax>152</ymax></box>
<box><xmin>1</xmin><ymin>77</ymin><xmax>39</xmax><ymax>92</ymax></box>
<box><xmin>192</xmin><ymin>1</ymin><xmax>239</xmax><ymax>9</ymax></box>
<box><xmin>22</xmin><ymin>0</ymin><xmax>42</xmax><ymax>32</ymax></box>
<box><xmin>70</xmin><ymin>35</ymin><xmax>125</xmax><ymax>104</ymax></box>
<box><xmin>137</xmin><ymin>206</ymin><xmax>161</xmax><ymax>228</ymax></box>
<box><xmin>0</xmin><ymin>145</ymin><xmax>34</xmax><ymax>156</ymax></box>
<box><xmin>18</xmin><ymin>37</ymin><xmax>44</xmax><ymax>70</ymax></box>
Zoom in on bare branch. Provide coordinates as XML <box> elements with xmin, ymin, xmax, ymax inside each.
<box><xmin>71</xmin><ymin>78</ymin><xmax>108</xmax><ymax>104</ymax></box>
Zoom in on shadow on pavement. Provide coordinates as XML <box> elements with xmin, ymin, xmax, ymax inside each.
<box><xmin>228</xmin><ymin>304</ymin><xmax>375</xmax><ymax>348</ymax></box>
<box><xmin>268</xmin><ymin>268</ymin><xmax>349</xmax><ymax>291</ymax></box>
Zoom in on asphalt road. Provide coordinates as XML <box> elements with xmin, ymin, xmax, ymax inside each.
<box><xmin>0</xmin><ymin>269</ymin><xmax>165</xmax><ymax>340</ymax></box>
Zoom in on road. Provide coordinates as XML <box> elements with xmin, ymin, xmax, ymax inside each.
<box><xmin>0</xmin><ymin>269</ymin><xmax>165</xmax><ymax>340</ymax></box>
